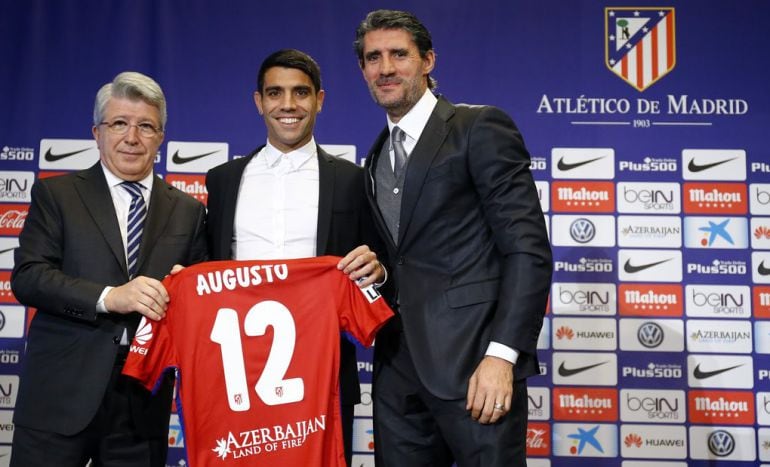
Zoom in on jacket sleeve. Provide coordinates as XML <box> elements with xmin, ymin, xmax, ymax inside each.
<box><xmin>467</xmin><ymin>106</ymin><xmax>553</xmax><ymax>357</ymax></box>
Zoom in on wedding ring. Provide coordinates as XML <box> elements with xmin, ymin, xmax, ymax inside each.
<box><xmin>493</xmin><ymin>402</ymin><xmax>504</xmax><ymax>411</ymax></box>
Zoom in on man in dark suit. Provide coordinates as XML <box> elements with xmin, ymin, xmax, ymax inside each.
<box><xmin>205</xmin><ymin>49</ymin><xmax>384</xmax><ymax>465</ymax></box>
<box><xmin>354</xmin><ymin>10</ymin><xmax>552</xmax><ymax>466</ymax></box>
<box><xmin>10</xmin><ymin>72</ymin><xmax>208</xmax><ymax>466</ymax></box>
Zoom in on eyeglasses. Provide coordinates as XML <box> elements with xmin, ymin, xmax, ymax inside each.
<box><xmin>98</xmin><ymin>119</ymin><xmax>163</xmax><ymax>137</ymax></box>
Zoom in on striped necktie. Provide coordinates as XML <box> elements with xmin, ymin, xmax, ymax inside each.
<box><xmin>121</xmin><ymin>181</ymin><xmax>146</xmax><ymax>279</ymax></box>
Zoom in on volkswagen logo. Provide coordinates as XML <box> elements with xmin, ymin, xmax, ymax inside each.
<box><xmin>707</xmin><ymin>430</ymin><xmax>735</xmax><ymax>457</ymax></box>
<box><xmin>570</xmin><ymin>218</ymin><xmax>596</xmax><ymax>243</ymax></box>
<box><xmin>637</xmin><ymin>322</ymin><xmax>664</xmax><ymax>348</ymax></box>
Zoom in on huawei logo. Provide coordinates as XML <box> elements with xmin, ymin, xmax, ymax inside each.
<box><xmin>556</xmin><ymin>326</ymin><xmax>575</xmax><ymax>340</ymax></box>
<box><xmin>624</xmin><ymin>433</ymin><xmax>643</xmax><ymax>448</ymax></box>
<box><xmin>134</xmin><ymin>317</ymin><xmax>153</xmax><ymax>345</ymax></box>
<box><xmin>755</xmin><ymin>226</ymin><xmax>770</xmax><ymax>240</ymax></box>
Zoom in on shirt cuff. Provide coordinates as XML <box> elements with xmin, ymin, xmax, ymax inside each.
<box><xmin>374</xmin><ymin>264</ymin><xmax>388</xmax><ymax>288</ymax></box>
<box><xmin>485</xmin><ymin>341</ymin><xmax>519</xmax><ymax>365</ymax></box>
<box><xmin>97</xmin><ymin>286</ymin><xmax>113</xmax><ymax>313</ymax></box>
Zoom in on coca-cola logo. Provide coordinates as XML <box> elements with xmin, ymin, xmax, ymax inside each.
<box><xmin>526</xmin><ymin>422</ymin><xmax>550</xmax><ymax>456</ymax></box>
<box><xmin>527</xmin><ymin>429</ymin><xmax>547</xmax><ymax>448</ymax></box>
<box><xmin>0</xmin><ymin>205</ymin><xmax>28</xmax><ymax>236</ymax></box>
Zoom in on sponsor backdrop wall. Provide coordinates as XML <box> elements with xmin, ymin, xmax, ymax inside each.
<box><xmin>1</xmin><ymin>1</ymin><xmax>769</xmax><ymax>465</ymax></box>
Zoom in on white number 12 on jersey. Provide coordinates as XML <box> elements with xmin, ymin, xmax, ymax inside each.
<box><xmin>210</xmin><ymin>300</ymin><xmax>304</xmax><ymax>411</ymax></box>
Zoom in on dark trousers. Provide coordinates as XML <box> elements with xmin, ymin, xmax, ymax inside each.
<box><xmin>11</xmin><ymin>348</ymin><xmax>167</xmax><ymax>467</ymax></box>
<box><xmin>372</xmin><ymin>329</ymin><xmax>528</xmax><ymax>467</ymax></box>
<box><xmin>342</xmin><ymin>402</ymin><xmax>353</xmax><ymax>467</ymax></box>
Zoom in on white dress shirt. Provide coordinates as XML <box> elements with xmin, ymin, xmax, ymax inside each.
<box><xmin>97</xmin><ymin>163</ymin><xmax>155</xmax><ymax>344</ymax></box>
<box><xmin>387</xmin><ymin>89</ymin><xmax>519</xmax><ymax>366</ymax></box>
<box><xmin>232</xmin><ymin>138</ymin><xmax>319</xmax><ymax>260</ymax></box>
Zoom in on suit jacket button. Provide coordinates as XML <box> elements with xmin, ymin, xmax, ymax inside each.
<box><xmin>398</xmin><ymin>257</ymin><xmax>405</xmax><ymax>265</ymax></box>
<box><xmin>113</xmin><ymin>336</ymin><xmax>121</xmax><ymax>345</ymax></box>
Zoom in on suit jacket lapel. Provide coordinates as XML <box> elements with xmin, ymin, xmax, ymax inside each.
<box><xmin>397</xmin><ymin>97</ymin><xmax>455</xmax><ymax>247</ymax></box>
<box><xmin>135</xmin><ymin>176</ymin><xmax>178</xmax><ymax>274</ymax></box>
<box><xmin>74</xmin><ymin>163</ymin><xmax>128</xmax><ymax>277</ymax></box>
<box><xmin>316</xmin><ymin>146</ymin><xmax>334</xmax><ymax>255</ymax></box>
<box><xmin>216</xmin><ymin>152</ymin><xmax>254</xmax><ymax>259</ymax></box>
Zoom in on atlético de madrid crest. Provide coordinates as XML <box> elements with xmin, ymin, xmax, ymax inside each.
<box><xmin>605</xmin><ymin>7</ymin><xmax>676</xmax><ymax>91</ymax></box>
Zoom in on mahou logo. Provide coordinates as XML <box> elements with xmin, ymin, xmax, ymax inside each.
<box><xmin>755</xmin><ymin>286</ymin><xmax>770</xmax><ymax>318</ymax></box>
<box><xmin>165</xmin><ymin>174</ymin><xmax>208</xmax><ymax>204</ymax></box>
<box><xmin>552</xmin><ymin>181</ymin><xmax>615</xmax><ymax>213</ymax></box>
<box><xmin>618</xmin><ymin>284</ymin><xmax>682</xmax><ymax>316</ymax></box>
<box><xmin>553</xmin><ymin>387</ymin><xmax>618</xmax><ymax>421</ymax></box>
<box><xmin>688</xmin><ymin>390</ymin><xmax>754</xmax><ymax>425</ymax></box>
<box><xmin>0</xmin><ymin>204</ymin><xmax>27</xmax><ymax>236</ymax></box>
<box><xmin>0</xmin><ymin>272</ymin><xmax>16</xmax><ymax>304</ymax></box>
<box><xmin>526</xmin><ymin>422</ymin><xmax>550</xmax><ymax>457</ymax></box>
<box><xmin>683</xmin><ymin>182</ymin><xmax>748</xmax><ymax>214</ymax></box>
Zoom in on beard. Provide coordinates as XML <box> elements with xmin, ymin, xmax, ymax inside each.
<box><xmin>368</xmin><ymin>76</ymin><xmax>425</xmax><ymax>119</ymax></box>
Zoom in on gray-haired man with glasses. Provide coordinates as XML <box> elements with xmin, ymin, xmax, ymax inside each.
<box><xmin>10</xmin><ymin>71</ymin><xmax>208</xmax><ymax>466</ymax></box>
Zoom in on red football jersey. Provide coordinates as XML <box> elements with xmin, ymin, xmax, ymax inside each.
<box><xmin>122</xmin><ymin>257</ymin><xmax>393</xmax><ymax>466</ymax></box>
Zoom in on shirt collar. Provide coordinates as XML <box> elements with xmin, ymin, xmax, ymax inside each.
<box><xmin>387</xmin><ymin>89</ymin><xmax>438</xmax><ymax>144</ymax></box>
<box><xmin>262</xmin><ymin>137</ymin><xmax>317</xmax><ymax>169</ymax></box>
<box><xmin>101</xmin><ymin>162</ymin><xmax>154</xmax><ymax>192</ymax></box>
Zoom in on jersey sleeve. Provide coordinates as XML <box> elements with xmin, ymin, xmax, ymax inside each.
<box><xmin>121</xmin><ymin>276</ymin><xmax>179</xmax><ymax>392</ymax></box>
<box><xmin>337</xmin><ymin>277</ymin><xmax>393</xmax><ymax>347</ymax></box>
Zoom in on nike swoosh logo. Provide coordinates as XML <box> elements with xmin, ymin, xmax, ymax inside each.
<box><xmin>171</xmin><ymin>150</ymin><xmax>219</xmax><ymax>164</ymax></box>
<box><xmin>623</xmin><ymin>258</ymin><xmax>672</xmax><ymax>274</ymax></box>
<box><xmin>557</xmin><ymin>361</ymin><xmax>608</xmax><ymax>377</ymax></box>
<box><xmin>692</xmin><ymin>363</ymin><xmax>743</xmax><ymax>379</ymax></box>
<box><xmin>687</xmin><ymin>157</ymin><xmax>737</xmax><ymax>173</ymax></box>
<box><xmin>0</xmin><ymin>247</ymin><xmax>15</xmax><ymax>255</ymax></box>
<box><xmin>759</xmin><ymin>260</ymin><xmax>770</xmax><ymax>276</ymax></box>
<box><xmin>44</xmin><ymin>147</ymin><xmax>91</xmax><ymax>162</ymax></box>
<box><xmin>557</xmin><ymin>156</ymin><xmax>605</xmax><ymax>171</ymax></box>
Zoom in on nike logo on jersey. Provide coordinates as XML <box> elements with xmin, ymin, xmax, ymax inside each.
<box><xmin>692</xmin><ymin>363</ymin><xmax>743</xmax><ymax>380</ymax></box>
<box><xmin>557</xmin><ymin>361</ymin><xmax>608</xmax><ymax>377</ymax></box>
<box><xmin>687</xmin><ymin>157</ymin><xmax>737</xmax><ymax>173</ymax></box>
<box><xmin>623</xmin><ymin>258</ymin><xmax>672</xmax><ymax>274</ymax></box>
<box><xmin>556</xmin><ymin>156</ymin><xmax>605</xmax><ymax>171</ymax></box>
<box><xmin>44</xmin><ymin>147</ymin><xmax>91</xmax><ymax>162</ymax></box>
<box><xmin>171</xmin><ymin>150</ymin><xmax>219</xmax><ymax>164</ymax></box>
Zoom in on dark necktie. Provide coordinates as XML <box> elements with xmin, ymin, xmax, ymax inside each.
<box><xmin>121</xmin><ymin>181</ymin><xmax>146</xmax><ymax>279</ymax></box>
<box><xmin>391</xmin><ymin>126</ymin><xmax>408</xmax><ymax>178</ymax></box>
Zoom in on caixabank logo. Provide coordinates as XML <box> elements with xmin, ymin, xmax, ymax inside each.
<box><xmin>605</xmin><ymin>7</ymin><xmax>675</xmax><ymax>91</ymax></box>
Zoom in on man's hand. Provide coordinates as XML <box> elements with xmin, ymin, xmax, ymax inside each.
<box><xmin>337</xmin><ymin>245</ymin><xmax>384</xmax><ymax>288</ymax></box>
<box><xmin>104</xmin><ymin>276</ymin><xmax>170</xmax><ymax>321</ymax></box>
<box><xmin>466</xmin><ymin>356</ymin><xmax>514</xmax><ymax>424</ymax></box>
<box><xmin>169</xmin><ymin>264</ymin><xmax>185</xmax><ymax>276</ymax></box>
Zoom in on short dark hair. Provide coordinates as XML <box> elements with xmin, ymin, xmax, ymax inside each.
<box><xmin>353</xmin><ymin>9</ymin><xmax>437</xmax><ymax>90</ymax></box>
<box><xmin>257</xmin><ymin>49</ymin><xmax>322</xmax><ymax>93</ymax></box>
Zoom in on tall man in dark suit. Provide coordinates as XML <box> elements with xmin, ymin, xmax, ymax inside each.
<box><xmin>354</xmin><ymin>10</ymin><xmax>552</xmax><ymax>466</ymax></box>
<box><xmin>205</xmin><ymin>49</ymin><xmax>385</xmax><ymax>465</ymax></box>
<box><xmin>10</xmin><ymin>71</ymin><xmax>208</xmax><ymax>466</ymax></box>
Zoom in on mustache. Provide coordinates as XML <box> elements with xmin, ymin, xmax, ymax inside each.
<box><xmin>375</xmin><ymin>77</ymin><xmax>402</xmax><ymax>86</ymax></box>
